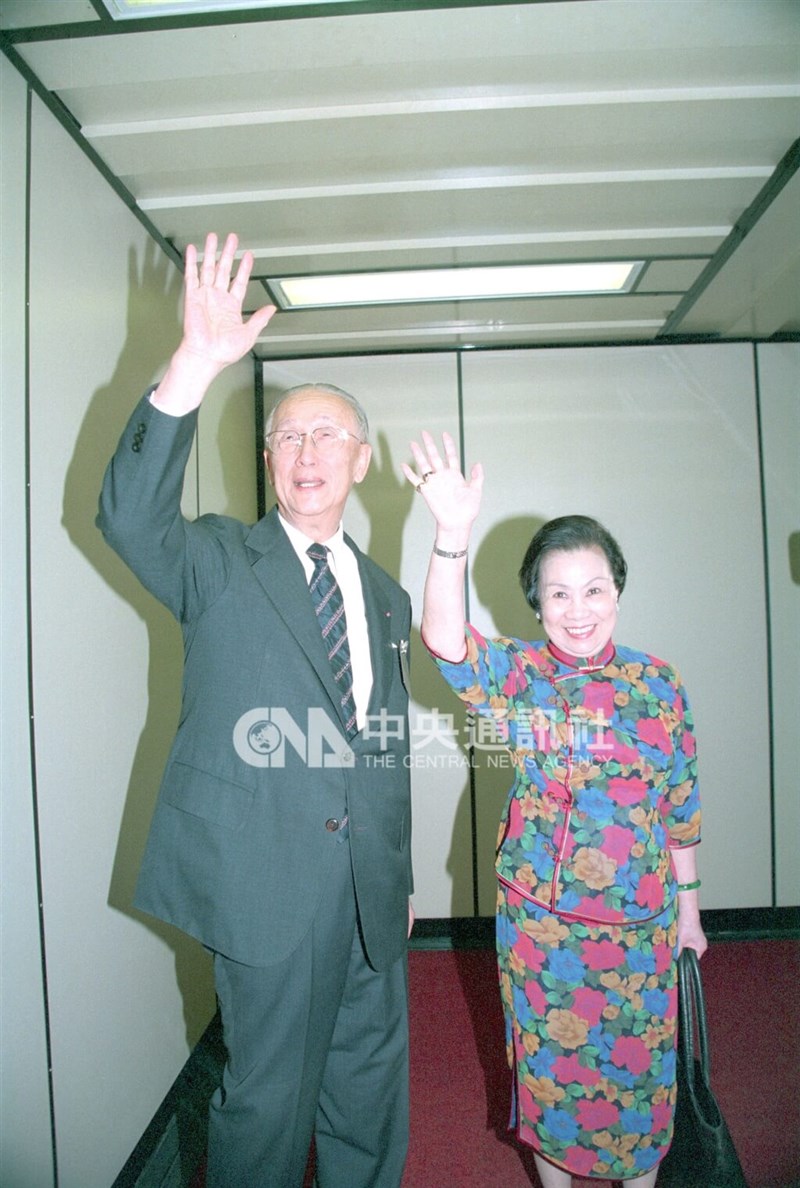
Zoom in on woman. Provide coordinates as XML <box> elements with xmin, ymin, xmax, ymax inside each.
<box><xmin>403</xmin><ymin>431</ymin><xmax>706</xmax><ymax>1187</ymax></box>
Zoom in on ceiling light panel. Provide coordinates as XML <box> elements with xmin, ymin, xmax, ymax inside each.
<box><xmin>268</xmin><ymin>261</ymin><xmax>645</xmax><ymax>310</ymax></box>
<box><xmin>101</xmin><ymin>0</ymin><xmax>352</xmax><ymax>18</ymax></box>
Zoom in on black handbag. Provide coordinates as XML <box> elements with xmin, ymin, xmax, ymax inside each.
<box><xmin>657</xmin><ymin>948</ymin><xmax>748</xmax><ymax>1188</ymax></box>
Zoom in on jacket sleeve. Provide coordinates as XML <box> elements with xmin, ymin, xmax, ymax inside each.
<box><xmin>96</xmin><ymin>393</ymin><xmax>230</xmax><ymax>622</ymax></box>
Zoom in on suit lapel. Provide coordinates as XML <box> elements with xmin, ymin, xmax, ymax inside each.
<box><xmin>246</xmin><ymin>511</ymin><xmax>398</xmax><ymax>730</ymax></box>
<box><xmin>245</xmin><ymin>510</ymin><xmax>345</xmax><ymax>720</ymax></box>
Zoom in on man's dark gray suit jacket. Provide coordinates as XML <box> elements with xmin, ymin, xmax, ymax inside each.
<box><xmin>98</xmin><ymin>395</ymin><xmax>413</xmax><ymax>971</ymax></box>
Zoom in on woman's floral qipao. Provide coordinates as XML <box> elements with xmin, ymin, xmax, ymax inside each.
<box><xmin>433</xmin><ymin>626</ymin><xmax>701</xmax><ymax>1179</ymax></box>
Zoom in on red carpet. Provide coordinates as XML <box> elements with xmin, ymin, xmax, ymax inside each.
<box><xmin>193</xmin><ymin>939</ymin><xmax>800</xmax><ymax>1186</ymax></box>
<box><xmin>404</xmin><ymin>941</ymin><xmax>800</xmax><ymax>1188</ymax></box>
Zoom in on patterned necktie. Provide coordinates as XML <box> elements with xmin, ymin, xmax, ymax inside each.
<box><xmin>307</xmin><ymin>544</ymin><xmax>358</xmax><ymax>738</ymax></box>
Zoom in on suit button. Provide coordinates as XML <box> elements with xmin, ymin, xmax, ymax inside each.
<box><xmin>325</xmin><ymin>818</ymin><xmax>340</xmax><ymax>832</ymax></box>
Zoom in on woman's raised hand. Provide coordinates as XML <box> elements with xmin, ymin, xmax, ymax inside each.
<box><xmin>181</xmin><ymin>232</ymin><xmax>276</xmax><ymax>367</ymax></box>
<box><xmin>402</xmin><ymin>431</ymin><xmax>484</xmax><ymax>537</ymax></box>
<box><xmin>406</xmin><ymin>431</ymin><xmax>480</xmax><ymax>657</ymax></box>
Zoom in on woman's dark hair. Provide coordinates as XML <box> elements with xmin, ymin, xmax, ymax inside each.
<box><xmin>519</xmin><ymin>515</ymin><xmax>627</xmax><ymax>615</ymax></box>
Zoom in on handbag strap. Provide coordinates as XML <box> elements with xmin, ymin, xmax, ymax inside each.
<box><xmin>677</xmin><ymin>947</ymin><xmax>711</xmax><ymax>1088</ymax></box>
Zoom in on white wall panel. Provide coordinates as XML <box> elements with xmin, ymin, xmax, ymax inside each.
<box><xmin>461</xmin><ymin>345</ymin><xmax>771</xmax><ymax>915</ymax></box>
<box><xmin>756</xmin><ymin>343</ymin><xmax>800</xmax><ymax>907</ymax></box>
<box><xmin>26</xmin><ymin>98</ymin><xmax>216</xmax><ymax>1186</ymax></box>
<box><xmin>0</xmin><ymin>57</ymin><xmax>55</xmax><ymax>1188</ymax></box>
<box><xmin>261</xmin><ymin>345</ymin><xmax>784</xmax><ymax>921</ymax></box>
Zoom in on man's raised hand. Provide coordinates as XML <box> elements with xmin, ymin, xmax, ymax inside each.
<box><xmin>181</xmin><ymin>232</ymin><xmax>276</xmax><ymax>366</ymax></box>
<box><xmin>151</xmin><ymin>232</ymin><xmax>276</xmax><ymax>415</ymax></box>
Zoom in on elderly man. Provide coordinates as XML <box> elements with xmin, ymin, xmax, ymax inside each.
<box><xmin>98</xmin><ymin>234</ymin><xmax>414</xmax><ymax>1187</ymax></box>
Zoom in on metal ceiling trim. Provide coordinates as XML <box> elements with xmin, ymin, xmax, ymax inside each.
<box><xmin>253</xmin><ymin>332</ymin><xmax>800</xmax><ymax>362</ymax></box>
<box><xmin>658</xmin><ymin>137</ymin><xmax>800</xmax><ymax>339</ymax></box>
<box><xmin>2</xmin><ymin>0</ymin><xmax>559</xmax><ymax>43</ymax></box>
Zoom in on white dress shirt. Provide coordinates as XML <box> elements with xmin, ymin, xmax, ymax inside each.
<box><xmin>278</xmin><ymin>513</ymin><xmax>374</xmax><ymax>729</ymax></box>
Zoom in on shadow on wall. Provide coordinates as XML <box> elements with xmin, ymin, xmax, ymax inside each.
<box><xmin>352</xmin><ymin>429</ymin><xmax>478</xmax><ymax>918</ymax></box>
<box><xmin>353</xmin><ymin>428</ymin><xmax>417</xmax><ymax>582</ymax></box>
<box><xmin>449</xmin><ymin>515</ymin><xmax>548</xmax><ymax>916</ymax></box>
<box><xmin>471</xmin><ymin>514</ymin><xmax>547</xmax><ymax>642</ymax></box>
<box><xmin>62</xmin><ymin>239</ymin><xmax>215</xmax><ymax>1049</ymax></box>
<box><xmin>789</xmin><ymin>529</ymin><xmax>800</xmax><ymax>584</ymax></box>
<box><xmin>212</xmin><ymin>372</ymin><xmax>261</xmax><ymax>522</ymax></box>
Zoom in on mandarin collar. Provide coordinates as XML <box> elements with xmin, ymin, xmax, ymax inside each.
<box><xmin>545</xmin><ymin>638</ymin><xmax>616</xmax><ymax>673</ymax></box>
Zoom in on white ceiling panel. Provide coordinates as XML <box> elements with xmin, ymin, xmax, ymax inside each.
<box><xmin>135</xmin><ymin>176</ymin><xmax>774</xmax><ymax>245</ymax></box>
<box><xmin>81</xmin><ymin>97</ymin><xmax>800</xmax><ymax>184</ymax></box>
<box><xmin>3</xmin><ymin>0</ymin><xmax>799</xmax><ymax>356</ymax></box>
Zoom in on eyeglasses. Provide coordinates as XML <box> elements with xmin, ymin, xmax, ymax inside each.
<box><xmin>265</xmin><ymin>426</ymin><xmax>364</xmax><ymax>454</ymax></box>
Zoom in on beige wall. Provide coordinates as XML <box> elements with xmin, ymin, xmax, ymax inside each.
<box><xmin>264</xmin><ymin>345</ymin><xmax>799</xmax><ymax>917</ymax></box>
<box><xmin>758</xmin><ymin>344</ymin><xmax>800</xmax><ymax>906</ymax></box>
<box><xmin>1</xmin><ymin>56</ymin><xmax>54</xmax><ymax>1188</ymax></box>
<box><xmin>462</xmin><ymin>346</ymin><xmax>772</xmax><ymax>914</ymax></box>
<box><xmin>1</xmin><ymin>64</ymin><xmax>255</xmax><ymax>1187</ymax></box>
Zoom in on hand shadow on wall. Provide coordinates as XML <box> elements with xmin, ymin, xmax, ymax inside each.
<box><xmin>352</xmin><ymin>429</ymin><xmax>417</xmax><ymax>580</ymax></box>
<box><xmin>351</xmin><ymin>433</ymin><xmax>483</xmax><ymax>907</ymax></box>
<box><xmin>62</xmin><ymin>239</ymin><xmax>216</xmax><ymax>1055</ymax></box>
<box><xmin>351</xmin><ymin>430</ymin><xmax>449</xmax><ymax>791</ymax></box>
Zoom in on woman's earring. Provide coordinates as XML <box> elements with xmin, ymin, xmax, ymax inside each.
<box><xmin>535</xmin><ymin>612</ymin><xmax>542</xmax><ymax>622</ymax></box>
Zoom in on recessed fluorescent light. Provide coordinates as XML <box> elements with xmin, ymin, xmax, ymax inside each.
<box><xmin>101</xmin><ymin>0</ymin><xmax>353</xmax><ymax>19</ymax></box>
<box><xmin>267</xmin><ymin>262</ymin><xmax>644</xmax><ymax>310</ymax></box>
